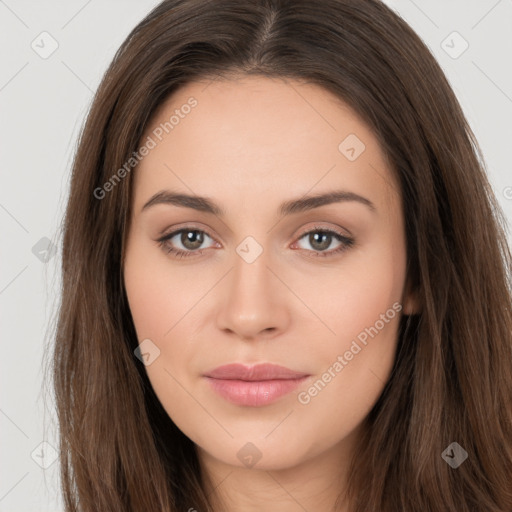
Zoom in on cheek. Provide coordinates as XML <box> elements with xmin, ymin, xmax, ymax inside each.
<box><xmin>298</xmin><ymin>235</ymin><xmax>405</xmax><ymax>357</ymax></box>
<box><xmin>294</xmin><ymin>284</ymin><xmax>402</xmax><ymax>449</ymax></box>
<box><xmin>292</xmin><ymin>236</ymin><xmax>404</xmax><ymax>417</ymax></box>
<box><xmin>123</xmin><ymin>237</ymin><xmax>206</xmax><ymax>414</ymax></box>
<box><xmin>124</xmin><ymin>235</ymin><xmax>203</xmax><ymax>340</ymax></box>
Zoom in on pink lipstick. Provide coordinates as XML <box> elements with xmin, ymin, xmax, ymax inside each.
<box><xmin>203</xmin><ymin>363</ymin><xmax>310</xmax><ymax>407</ymax></box>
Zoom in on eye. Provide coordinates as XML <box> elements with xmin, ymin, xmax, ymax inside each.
<box><xmin>157</xmin><ymin>227</ymin><xmax>217</xmax><ymax>259</ymax></box>
<box><xmin>157</xmin><ymin>224</ymin><xmax>355</xmax><ymax>259</ymax></box>
<box><xmin>293</xmin><ymin>225</ymin><xmax>355</xmax><ymax>258</ymax></box>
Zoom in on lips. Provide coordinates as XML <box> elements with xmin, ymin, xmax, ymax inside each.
<box><xmin>203</xmin><ymin>363</ymin><xmax>310</xmax><ymax>406</ymax></box>
<box><xmin>204</xmin><ymin>363</ymin><xmax>308</xmax><ymax>380</ymax></box>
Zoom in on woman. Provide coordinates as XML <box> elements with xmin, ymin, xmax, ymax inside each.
<box><xmin>52</xmin><ymin>0</ymin><xmax>512</xmax><ymax>510</ymax></box>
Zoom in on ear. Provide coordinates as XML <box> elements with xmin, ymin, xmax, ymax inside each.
<box><xmin>401</xmin><ymin>277</ymin><xmax>422</xmax><ymax>315</ymax></box>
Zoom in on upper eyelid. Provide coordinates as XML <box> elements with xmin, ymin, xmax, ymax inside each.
<box><xmin>160</xmin><ymin>224</ymin><xmax>215</xmax><ymax>241</ymax></box>
<box><xmin>296</xmin><ymin>223</ymin><xmax>351</xmax><ymax>238</ymax></box>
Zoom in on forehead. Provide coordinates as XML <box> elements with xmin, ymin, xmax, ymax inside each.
<box><xmin>132</xmin><ymin>76</ymin><xmax>398</xmax><ymax>216</ymax></box>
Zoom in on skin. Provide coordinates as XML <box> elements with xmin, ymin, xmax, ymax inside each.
<box><xmin>123</xmin><ymin>75</ymin><xmax>419</xmax><ymax>512</ymax></box>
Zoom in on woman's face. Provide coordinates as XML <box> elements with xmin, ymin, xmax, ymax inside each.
<box><xmin>123</xmin><ymin>76</ymin><xmax>416</xmax><ymax>472</ymax></box>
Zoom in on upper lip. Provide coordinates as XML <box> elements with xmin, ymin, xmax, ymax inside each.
<box><xmin>204</xmin><ymin>363</ymin><xmax>309</xmax><ymax>381</ymax></box>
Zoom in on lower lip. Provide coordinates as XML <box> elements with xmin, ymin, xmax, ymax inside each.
<box><xmin>204</xmin><ymin>376</ymin><xmax>309</xmax><ymax>406</ymax></box>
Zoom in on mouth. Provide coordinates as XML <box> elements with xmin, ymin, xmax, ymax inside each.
<box><xmin>203</xmin><ymin>363</ymin><xmax>311</xmax><ymax>407</ymax></box>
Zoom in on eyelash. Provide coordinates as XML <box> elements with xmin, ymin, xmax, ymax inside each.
<box><xmin>156</xmin><ymin>225</ymin><xmax>355</xmax><ymax>260</ymax></box>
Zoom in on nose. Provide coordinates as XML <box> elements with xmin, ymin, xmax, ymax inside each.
<box><xmin>215</xmin><ymin>246</ymin><xmax>290</xmax><ymax>341</ymax></box>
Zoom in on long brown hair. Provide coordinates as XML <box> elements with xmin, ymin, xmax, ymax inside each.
<box><xmin>49</xmin><ymin>0</ymin><xmax>512</xmax><ymax>510</ymax></box>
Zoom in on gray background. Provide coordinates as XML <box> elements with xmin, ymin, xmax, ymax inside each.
<box><xmin>0</xmin><ymin>1</ymin><xmax>511</xmax><ymax>510</ymax></box>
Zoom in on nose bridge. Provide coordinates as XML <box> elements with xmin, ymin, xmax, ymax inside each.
<box><xmin>232</xmin><ymin>239</ymin><xmax>270</xmax><ymax>297</ymax></box>
<box><xmin>215</xmin><ymin>236</ymin><xmax>289</xmax><ymax>338</ymax></box>
<box><xmin>230</xmin><ymin>237</ymin><xmax>275</xmax><ymax>310</ymax></box>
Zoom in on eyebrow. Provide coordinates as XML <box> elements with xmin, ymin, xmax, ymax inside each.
<box><xmin>141</xmin><ymin>189</ymin><xmax>376</xmax><ymax>216</ymax></box>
